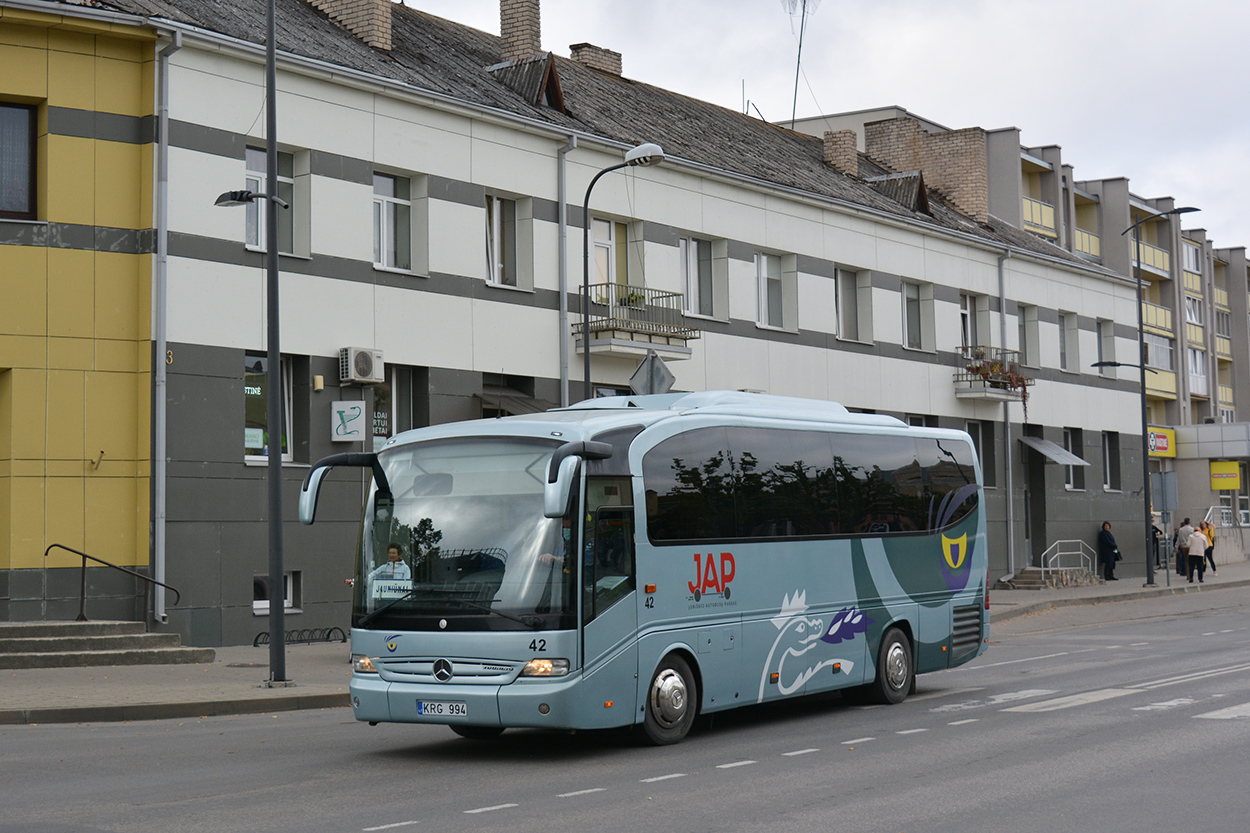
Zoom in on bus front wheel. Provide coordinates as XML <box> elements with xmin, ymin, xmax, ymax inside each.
<box><xmin>640</xmin><ymin>654</ymin><xmax>697</xmax><ymax>745</ymax></box>
<box><xmin>868</xmin><ymin>627</ymin><xmax>913</xmax><ymax>705</ymax></box>
<box><xmin>450</xmin><ymin>725</ymin><xmax>505</xmax><ymax>740</ymax></box>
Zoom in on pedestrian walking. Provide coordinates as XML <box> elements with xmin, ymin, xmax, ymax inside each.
<box><xmin>1186</xmin><ymin>524</ymin><xmax>1207</xmax><ymax>583</ymax></box>
<box><xmin>1175</xmin><ymin>517</ymin><xmax>1194</xmax><ymax>576</ymax></box>
<box><xmin>1097</xmin><ymin>521</ymin><xmax>1120</xmax><ymax>581</ymax></box>
<box><xmin>1201</xmin><ymin>520</ymin><xmax>1218</xmax><ymax>575</ymax></box>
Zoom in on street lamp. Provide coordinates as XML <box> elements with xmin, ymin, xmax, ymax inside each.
<box><xmin>214</xmin><ymin>0</ymin><xmax>290</xmax><ymax>685</ymax></box>
<box><xmin>1120</xmin><ymin>205</ymin><xmax>1198</xmax><ymax>587</ymax></box>
<box><xmin>581</xmin><ymin>142</ymin><xmax>665</xmax><ymax>402</ymax></box>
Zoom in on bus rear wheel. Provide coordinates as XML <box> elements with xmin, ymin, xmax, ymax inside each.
<box><xmin>450</xmin><ymin>725</ymin><xmax>505</xmax><ymax>740</ymax></box>
<box><xmin>868</xmin><ymin>627</ymin><xmax>913</xmax><ymax>705</ymax></box>
<box><xmin>640</xmin><ymin>654</ymin><xmax>697</xmax><ymax>745</ymax></box>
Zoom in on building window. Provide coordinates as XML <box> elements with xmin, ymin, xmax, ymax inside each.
<box><xmin>1220</xmin><ymin>407</ymin><xmax>1236</xmax><ymax>424</ymax></box>
<box><xmin>959</xmin><ymin>293</ymin><xmax>979</xmax><ymax>349</ymax></box>
<box><xmin>1058</xmin><ymin>312</ymin><xmax>1078</xmax><ymax>371</ymax></box>
<box><xmin>1017</xmin><ymin>305</ymin><xmax>1038</xmax><ymax>367</ymax></box>
<box><xmin>253</xmin><ymin>571</ymin><xmax>298</xmax><ymax>614</ymax></box>
<box><xmin>374</xmin><ymin>174</ymin><xmax>411</xmax><ymax>271</ymax></box>
<box><xmin>1184</xmin><ymin>296</ymin><xmax>1204</xmax><ymax>326</ymax></box>
<box><xmin>486</xmin><ymin>195</ymin><xmax>517</xmax><ymax>286</ymax></box>
<box><xmin>245</xmin><ymin>147</ymin><xmax>294</xmax><ymax>253</ymax></box>
<box><xmin>244</xmin><ymin>352</ymin><xmax>293</xmax><ymax>461</ymax></box>
<box><xmin>902</xmin><ymin>281</ymin><xmax>931</xmax><ymax>350</ymax></box>
<box><xmin>1096</xmin><ymin>320</ymin><xmax>1115</xmax><ymax>374</ymax></box>
<box><xmin>0</xmin><ymin>103</ymin><xmax>36</xmax><ymax>220</ymax></box>
<box><xmin>837</xmin><ymin>268</ymin><xmax>867</xmax><ymax>342</ymax></box>
<box><xmin>1216</xmin><ymin>310</ymin><xmax>1231</xmax><ymax>338</ymax></box>
<box><xmin>1063</xmin><ymin>428</ymin><xmax>1084</xmax><ymax>490</ymax></box>
<box><xmin>1182</xmin><ymin>242</ymin><xmax>1202</xmax><ymax>274</ymax></box>
<box><xmin>1102</xmin><ymin>431</ymin><xmax>1120</xmax><ymax>491</ymax></box>
<box><xmin>755</xmin><ymin>252</ymin><xmax>783</xmax><ymax>328</ymax></box>
<box><xmin>1188</xmin><ymin>347</ymin><xmax>1207</xmax><ymax>378</ymax></box>
<box><xmin>1145</xmin><ymin>333</ymin><xmax>1174</xmax><ymax>371</ymax></box>
<box><xmin>372</xmin><ymin>367</ymin><xmax>392</xmax><ymax>452</ymax></box>
<box><xmin>593</xmin><ymin>218</ymin><xmax>627</xmax><ymax>284</ymax></box>
<box><xmin>680</xmin><ymin>236</ymin><xmax>714</xmax><ymax>317</ymax></box>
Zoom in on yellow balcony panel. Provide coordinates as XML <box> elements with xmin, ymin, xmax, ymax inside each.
<box><xmin>1217</xmin><ymin>336</ymin><xmax>1232</xmax><ymax>359</ymax></box>
<box><xmin>1183</xmin><ymin>272</ymin><xmax>1203</xmax><ymax>293</ymax></box>
<box><xmin>0</xmin><ymin>41</ymin><xmax>48</xmax><ymax>97</ymax></box>
<box><xmin>1022</xmin><ymin>196</ymin><xmax>1057</xmax><ymax>236</ymax></box>
<box><xmin>1219</xmin><ymin>384</ymin><xmax>1234</xmax><ymax>405</ymax></box>
<box><xmin>1186</xmin><ymin>323</ymin><xmax>1205</xmax><ymax>345</ymax></box>
<box><xmin>1074</xmin><ymin>228</ymin><xmax>1101</xmax><ymax>258</ymax></box>
<box><xmin>1134</xmin><ymin>240</ymin><xmax>1170</xmax><ymax>274</ymax></box>
<box><xmin>1145</xmin><ymin>369</ymin><xmax>1178</xmax><ymax>398</ymax></box>
<box><xmin>47</xmin><ymin>247</ymin><xmax>95</xmax><ymax>338</ymax></box>
<box><xmin>1214</xmin><ymin>287</ymin><xmax>1229</xmax><ymax>308</ymax></box>
<box><xmin>1142</xmin><ymin>301</ymin><xmax>1172</xmax><ymax>333</ymax></box>
<box><xmin>0</xmin><ymin>246</ymin><xmax>49</xmax><ymax>335</ymax></box>
<box><xmin>45</xmin><ymin>135</ymin><xmax>96</xmax><ymax>225</ymax></box>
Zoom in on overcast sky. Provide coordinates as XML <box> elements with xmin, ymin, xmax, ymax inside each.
<box><xmin>418</xmin><ymin>0</ymin><xmax>1249</xmax><ymax>252</ymax></box>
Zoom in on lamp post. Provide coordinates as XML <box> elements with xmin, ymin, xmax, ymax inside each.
<box><xmin>580</xmin><ymin>143</ymin><xmax>664</xmax><ymax>402</ymax></box>
<box><xmin>215</xmin><ymin>0</ymin><xmax>290</xmax><ymax>684</ymax></box>
<box><xmin>1120</xmin><ymin>205</ymin><xmax>1198</xmax><ymax>587</ymax></box>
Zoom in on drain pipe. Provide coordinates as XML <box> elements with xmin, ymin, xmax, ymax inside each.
<box><xmin>557</xmin><ymin>135</ymin><xmax>577</xmax><ymax>406</ymax></box>
<box><xmin>153</xmin><ymin>30</ymin><xmax>182</xmax><ymax>624</ymax></box>
<box><xmin>998</xmin><ymin>249</ymin><xmax>1016</xmax><ymax>578</ymax></box>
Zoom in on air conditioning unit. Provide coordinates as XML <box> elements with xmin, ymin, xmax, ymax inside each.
<box><xmin>339</xmin><ymin>347</ymin><xmax>384</xmax><ymax>385</ymax></box>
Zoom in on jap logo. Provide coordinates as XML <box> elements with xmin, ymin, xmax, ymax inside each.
<box><xmin>688</xmin><ymin>552</ymin><xmax>735</xmax><ymax>601</ymax></box>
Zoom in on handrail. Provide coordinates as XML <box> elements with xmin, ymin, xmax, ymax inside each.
<box><xmin>1203</xmin><ymin>506</ymin><xmax>1233</xmax><ymax>527</ymax></box>
<box><xmin>1038</xmin><ymin>539</ymin><xmax>1095</xmax><ymax>585</ymax></box>
<box><xmin>44</xmin><ymin>544</ymin><xmax>181</xmax><ymax>623</ymax></box>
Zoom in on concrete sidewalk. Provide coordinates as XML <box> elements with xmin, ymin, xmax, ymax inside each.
<box><xmin>3</xmin><ymin>559</ymin><xmax>1246</xmax><ymax>726</ymax></box>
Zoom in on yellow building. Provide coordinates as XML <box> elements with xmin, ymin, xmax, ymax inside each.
<box><xmin>1</xmin><ymin>5</ymin><xmax>153</xmax><ymax>620</ymax></box>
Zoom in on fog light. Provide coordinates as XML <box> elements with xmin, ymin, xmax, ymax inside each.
<box><xmin>538</xmin><ymin>703</ymin><xmax>550</xmax><ymax>714</ymax></box>
<box><xmin>520</xmin><ymin>658</ymin><xmax>569</xmax><ymax>677</ymax></box>
<box><xmin>352</xmin><ymin>654</ymin><xmax>377</xmax><ymax>673</ymax></box>
<box><xmin>352</xmin><ymin>696</ymin><xmax>360</xmax><ymax>708</ymax></box>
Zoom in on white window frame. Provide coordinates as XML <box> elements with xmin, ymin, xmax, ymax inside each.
<box><xmin>1145</xmin><ymin>333</ymin><xmax>1174</xmax><ymax>371</ymax></box>
<box><xmin>593</xmin><ymin>218</ymin><xmax>626</xmax><ymax>285</ymax></box>
<box><xmin>486</xmin><ymin>194</ymin><xmax>518</xmax><ymax>286</ymax></box>
<box><xmin>959</xmin><ymin>293</ymin><xmax>979</xmax><ymax>349</ymax></box>
<box><xmin>374</xmin><ymin>173</ymin><xmax>411</xmax><ymax>272</ymax></box>
<box><xmin>245</xmin><ymin>147</ymin><xmax>294</xmax><ymax>254</ymax></box>
<box><xmin>680</xmin><ymin>236</ymin><xmax>714</xmax><ymax>317</ymax></box>
<box><xmin>902</xmin><ymin>281</ymin><xmax>924</xmax><ymax>350</ymax></box>
<box><xmin>1216</xmin><ymin>309</ymin><xmax>1231</xmax><ymax>338</ymax></box>
<box><xmin>1221</xmin><ymin>407</ymin><xmax>1236</xmax><ymax>424</ymax></box>
<box><xmin>244</xmin><ymin>352</ymin><xmax>293</xmax><ymax>462</ymax></box>
<box><xmin>756</xmin><ymin>252</ymin><xmax>784</xmax><ymax>329</ymax></box>
<box><xmin>1182</xmin><ymin>242</ymin><xmax>1202</xmax><ymax>274</ymax></box>
<box><xmin>1184</xmin><ymin>295</ymin><xmax>1204</xmax><ymax>326</ymax></box>
<box><xmin>1189</xmin><ymin>347</ymin><xmax>1208</xmax><ymax>378</ymax></box>
<box><xmin>252</xmin><ymin>571</ymin><xmax>298</xmax><ymax>615</ymax></box>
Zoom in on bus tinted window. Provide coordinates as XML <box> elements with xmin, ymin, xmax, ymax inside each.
<box><xmin>644</xmin><ymin>427</ymin><xmax>977</xmax><ymax>542</ymax></box>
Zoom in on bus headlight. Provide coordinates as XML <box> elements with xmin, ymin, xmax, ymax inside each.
<box><xmin>352</xmin><ymin>654</ymin><xmax>377</xmax><ymax>673</ymax></box>
<box><xmin>520</xmin><ymin>658</ymin><xmax>569</xmax><ymax>677</ymax></box>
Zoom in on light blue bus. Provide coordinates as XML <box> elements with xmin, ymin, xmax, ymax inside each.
<box><xmin>300</xmin><ymin>391</ymin><xmax>988</xmax><ymax>744</ymax></box>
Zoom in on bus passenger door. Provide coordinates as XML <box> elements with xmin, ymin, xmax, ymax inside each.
<box><xmin>579</xmin><ymin>484</ymin><xmax>638</xmax><ymax>726</ymax></box>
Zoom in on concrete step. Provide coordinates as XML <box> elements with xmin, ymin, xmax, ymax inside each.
<box><xmin>0</xmin><ymin>647</ymin><xmax>216</xmax><ymax>670</ymax></box>
<box><xmin>0</xmin><ymin>621</ymin><xmax>146</xmax><ymax>639</ymax></box>
<box><xmin>0</xmin><ymin>633</ymin><xmax>184</xmax><ymax>653</ymax></box>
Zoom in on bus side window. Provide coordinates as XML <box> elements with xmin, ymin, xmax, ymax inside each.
<box><xmin>582</xmin><ymin>476</ymin><xmax>635</xmax><ymax>622</ymax></box>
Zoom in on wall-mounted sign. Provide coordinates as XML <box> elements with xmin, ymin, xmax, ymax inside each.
<box><xmin>331</xmin><ymin>401</ymin><xmax>366</xmax><ymax>443</ymax></box>
<box><xmin>1210</xmin><ymin>460</ymin><xmax>1240</xmax><ymax>492</ymax></box>
<box><xmin>1147</xmin><ymin>427</ymin><xmax>1175</xmax><ymax>457</ymax></box>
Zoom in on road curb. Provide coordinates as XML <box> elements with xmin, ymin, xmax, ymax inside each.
<box><xmin>989</xmin><ymin>577</ymin><xmax>1250</xmax><ymax>624</ymax></box>
<box><xmin>0</xmin><ymin>692</ymin><xmax>350</xmax><ymax>726</ymax></box>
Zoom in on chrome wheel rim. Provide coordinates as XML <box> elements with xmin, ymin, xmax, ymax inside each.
<box><xmin>884</xmin><ymin>641</ymin><xmax>909</xmax><ymax>691</ymax></box>
<box><xmin>650</xmin><ymin>668</ymin><xmax>688</xmax><ymax>728</ymax></box>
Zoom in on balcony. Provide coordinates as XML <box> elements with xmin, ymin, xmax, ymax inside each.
<box><xmin>1074</xmin><ymin>227</ymin><xmax>1101</xmax><ymax>259</ymax></box>
<box><xmin>1142</xmin><ymin>300</ymin><xmax>1172</xmax><ymax>335</ymax></box>
<box><xmin>573</xmin><ymin>283</ymin><xmax>701</xmax><ymax>360</ymax></box>
<box><xmin>1217</xmin><ymin>335</ymin><xmax>1233</xmax><ymax>360</ymax></box>
<box><xmin>1145</xmin><ymin>368</ymin><xmax>1178</xmax><ymax>399</ymax></box>
<box><xmin>1219</xmin><ymin>384</ymin><xmax>1235</xmax><ymax>406</ymax></box>
<box><xmin>1022</xmin><ymin>197</ymin><xmax>1057</xmax><ymax>237</ymax></box>
<box><xmin>1214</xmin><ymin>286</ymin><xmax>1229</xmax><ymax>307</ymax></box>
<box><xmin>953</xmin><ymin>346</ymin><xmax>1034</xmax><ymax>402</ymax></box>
<box><xmin>1132</xmin><ymin>240</ymin><xmax>1170</xmax><ymax>276</ymax></box>
<box><xmin>1183</xmin><ymin>271</ymin><xmax>1203</xmax><ymax>293</ymax></box>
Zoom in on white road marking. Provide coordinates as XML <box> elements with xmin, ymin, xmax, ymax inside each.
<box><xmin>363</xmin><ymin>823</ymin><xmax>419</xmax><ymax>831</ymax></box>
<box><xmin>948</xmin><ymin>719</ymin><xmax>979</xmax><ymax>725</ymax></box>
<box><xmin>841</xmin><ymin>737</ymin><xmax>875</xmax><ymax>745</ymax></box>
<box><xmin>930</xmin><ymin>689</ymin><xmax>1056</xmax><ymax>713</ymax></box>
<box><xmin>1002</xmin><ymin>689</ymin><xmax>1136</xmax><ymax>712</ymax></box>
<box><xmin>1132</xmin><ymin>699</ymin><xmax>1196</xmax><ymax>712</ymax></box>
<box><xmin>1131</xmin><ymin>663</ymin><xmax>1250</xmax><ymax>691</ymax></box>
<box><xmin>961</xmin><ymin>650</ymin><xmax>1095</xmax><ymax>671</ymax></box>
<box><xmin>464</xmin><ymin>804</ymin><xmax>517</xmax><ymax>814</ymax></box>
<box><xmin>783</xmin><ymin>748</ymin><xmax>819</xmax><ymax>756</ymax></box>
<box><xmin>558</xmin><ymin>788</ymin><xmax>606</xmax><ymax>798</ymax></box>
<box><xmin>1130</xmin><ymin>642</ymin><xmax>1150</xmax><ymax>647</ymax></box>
<box><xmin>908</xmin><ymin>687</ymin><xmax>984</xmax><ymax>702</ymax></box>
<box><xmin>896</xmin><ymin>728</ymin><xmax>928</xmax><ymax>735</ymax></box>
<box><xmin>1194</xmin><ymin>702</ymin><xmax>1250</xmax><ymax>720</ymax></box>
<box><xmin>640</xmin><ymin>774</ymin><xmax>686</xmax><ymax>783</ymax></box>
<box><xmin>717</xmin><ymin>760</ymin><xmax>757</xmax><ymax>769</ymax></box>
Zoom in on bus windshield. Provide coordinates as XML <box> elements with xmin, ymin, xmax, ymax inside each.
<box><xmin>354</xmin><ymin>437</ymin><xmax>576</xmax><ymax>631</ymax></box>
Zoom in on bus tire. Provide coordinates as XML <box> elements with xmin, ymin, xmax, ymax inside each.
<box><xmin>868</xmin><ymin>627</ymin><xmax>913</xmax><ymax>705</ymax></box>
<box><xmin>640</xmin><ymin>654</ymin><xmax>697</xmax><ymax>745</ymax></box>
<box><xmin>450</xmin><ymin>725</ymin><xmax>505</xmax><ymax>740</ymax></box>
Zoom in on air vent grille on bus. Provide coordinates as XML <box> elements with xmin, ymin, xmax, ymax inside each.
<box><xmin>951</xmin><ymin>604</ymin><xmax>983</xmax><ymax>661</ymax></box>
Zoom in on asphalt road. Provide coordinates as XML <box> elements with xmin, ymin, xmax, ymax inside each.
<box><xmin>4</xmin><ymin>588</ymin><xmax>1248</xmax><ymax>833</ymax></box>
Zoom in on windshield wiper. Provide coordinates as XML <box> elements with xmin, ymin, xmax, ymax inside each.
<box><xmin>358</xmin><ymin>587</ymin><xmax>542</xmax><ymax>630</ymax></box>
<box><xmin>356</xmin><ymin>587</ymin><xmax>420</xmax><ymax>629</ymax></box>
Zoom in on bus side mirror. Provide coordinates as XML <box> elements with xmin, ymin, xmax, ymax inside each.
<box><xmin>299</xmin><ymin>452</ymin><xmax>390</xmax><ymax>524</ymax></box>
<box><xmin>544</xmin><ymin>455</ymin><xmax>580</xmax><ymax>518</ymax></box>
<box><xmin>299</xmin><ymin>464</ymin><xmax>333</xmax><ymax>524</ymax></box>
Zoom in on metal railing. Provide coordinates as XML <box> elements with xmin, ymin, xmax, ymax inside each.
<box><xmin>1203</xmin><ymin>505</ymin><xmax>1234</xmax><ymax>527</ymax></box>
<box><xmin>1133</xmin><ymin>239</ymin><xmax>1170</xmax><ymax>273</ymax></box>
<box><xmin>573</xmin><ymin>283</ymin><xmax>701</xmax><ymax>341</ymax></box>
<box><xmin>953</xmin><ymin>345</ymin><xmax>1034</xmax><ymax>393</ymax></box>
<box><xmin>1074</xmin><ymin>227</ymin><xmax>1100</xmax><ymax>258</ymax></box>
<box><xmin>1022</xmin><ymin>197</ymin><xmax>1056</xmax><ymax>234</ymax></box>
<box><xmin>44</xmin><ymin>544</ymin><xmax>181</xmax><ymax>623</ymax></box>
<box><xmin>1038</xmin><ymin>539</ymin><xmax>1095</xmax><ymax>585</ymax></box>
<box><xmin>254</xmin><ymin>626</ymin><xmax>346</xmax><ymax>647</ymax></box>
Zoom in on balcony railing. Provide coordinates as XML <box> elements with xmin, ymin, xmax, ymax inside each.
<box><xmin>1217</xmin><ymin>335</ymin><xmax>1233</xmax><ymax>360</ymax></box>
<box><xmin>1142</xmin><ymin>300</ymin><xmax>1172</xmax><ymax>334</ymax></box>
<box><xmin>1214</xmin><ymin>286</ymin><xmax>1229</xmax><ymax>308</ymax></box>
<box><xmin>1183</xmin><ymin>271</ymin><xmax>1203</xmax><ymax>293</ymax></box>
<box><xmin>953</xmin><ymin>345</ymin><xmax>1034</xmax><ymax>403</ymax></box>
<box><xmin>573</xmin><ymin>283</ymin><xmax>701</xmax><ymax>358</ymax></box>
<box><xmin>1133</xmin><ymin>240</ymin><xmax>1170</xmax><ymax>274</ymax></box>
<box><xmin>1219</xmin><ymin>384</ymin><xmax>1234</xmax><ymax>405</ymax></box>
<box><xmin>1074</xmin><ymin>227</ymin><xmax>1100</xmax><ymax>259</ymax></box>
<box><xmin>1022</xmin><ymin>197</ymin><xmax>1056</xmax><ymax>236</ymax></box>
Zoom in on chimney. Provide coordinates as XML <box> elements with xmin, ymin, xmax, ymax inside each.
<box><xmin>307</xmin><ymin>0</ymin><xmax>392</xmax><ymax>50</ymax></box>
<box><xmin>822</xmin><ymin>129</ymin><xmax>858</xmax><ymax>178</ymax></box>
<box><xmin>570</xmin><ymin>42</ymin><xmax>622</xmax><ymax>76</ymax></box>
<box><xmin>501</xmin><ymin>0</ymin><xmax>542</xmax><ymax>62</ymax></box>
<box><xmin>865</xmin><ymin>117</ymin><xmax>988</xmax><ymax>223</ymax></box>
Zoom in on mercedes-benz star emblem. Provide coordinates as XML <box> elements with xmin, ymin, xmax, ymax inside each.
<box><xmin>433</xmin><ymin>659</ymin><xmax>453</xmax><ymax>682</ymax></box>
